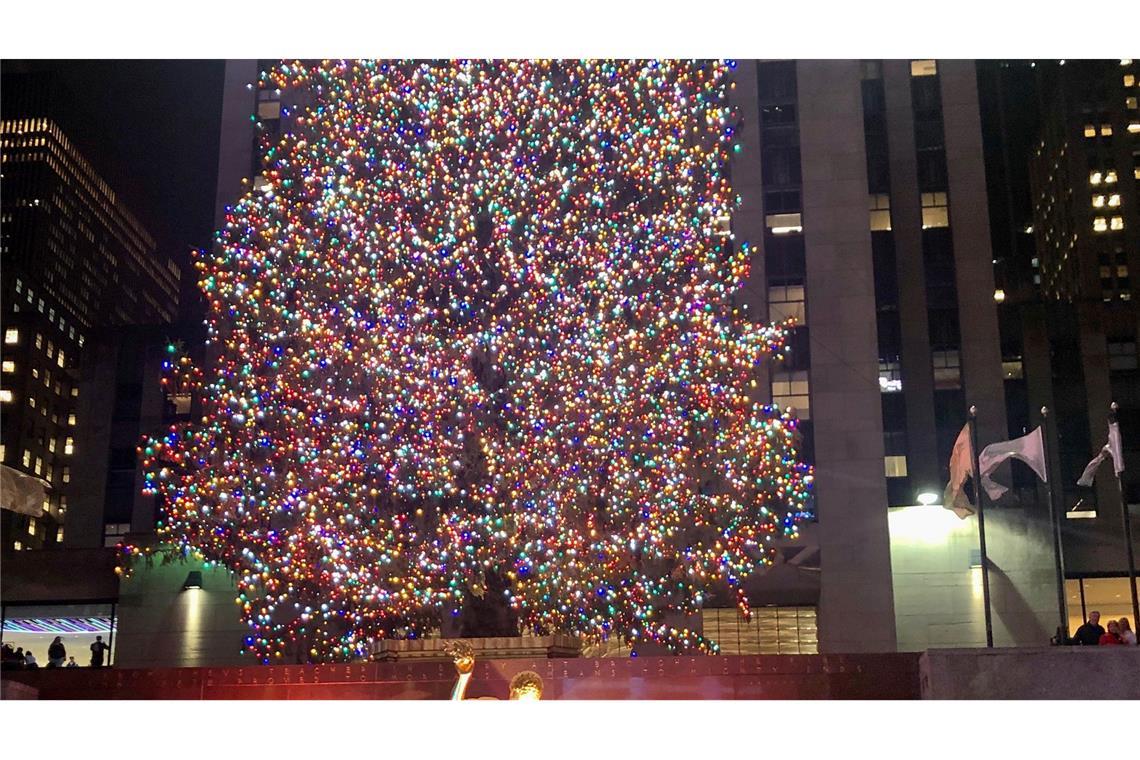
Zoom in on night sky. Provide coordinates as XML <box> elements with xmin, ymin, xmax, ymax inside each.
<box><xmin>2</xmin><ymin>59</ymin><xmax>226</xmax><ymax>322</ymax></box>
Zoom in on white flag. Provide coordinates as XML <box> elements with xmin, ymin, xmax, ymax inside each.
<box><xmin>978</xmin><ymin>426</ymin><xmax>1047</xmax><ymax>501</ymax></box>
<box><xmin>0</xmin><ymin>464</ymin><xmax>48</xmax><ymax>517</ymax></box>
<box><xmin>1077</xmin><ymin>422</ymin><xmax>1125</xmax><ymax>487</ymax></box>
<box><xmin>943</xmin><ymin>423</ymin><xmax>975</xmax><ymax>519</ymax></box>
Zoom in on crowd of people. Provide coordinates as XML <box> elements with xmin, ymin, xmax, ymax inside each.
<box><xmin>0</xmin><ymin>635</ymin><xmax>112</xmax><ymax>670</ymax></box>
<box><xmin>1071</xmin><ymin>611</ymin><xmax>1138</xmax><ymax>646</ymax></box>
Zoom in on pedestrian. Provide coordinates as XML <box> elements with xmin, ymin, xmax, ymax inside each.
<box><xmin>1117</xmin><ymin>617</ymin><xmax>1137</xmax><ymax>646</ymax></box>
<box><xmin>24</xmin><ymin>650</ymin><xmax>39</xmax><ymax>668</ymax></box>
<box><xmin>1098</xmin><ymin>619</ymin><xmax>1123</xmax><ymax>645</ymax></box>
<box><xmin>47</xmin><ymin>636</ymin><xmax>67</xmax><ymax>667</ymax></box>
<box><xmin>1073</xmin><ymin>610</ymin><xmax>1105</xmax><ymax>645</ymax></box>
<box><xmin>66</xmin><ymin>656</ymin><xmax>78</xmax><ymax>668</ymax></box>
<box><xmin>89</xmin><ymin>635</ymin><xmax>110</xmax><ymax>668</ymax></box>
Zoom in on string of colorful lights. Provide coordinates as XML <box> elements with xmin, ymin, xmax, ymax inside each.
<box><xmin>136</xmin><ymin>59</ymin><xmax>813</xmax><ymax>663</ymax></box>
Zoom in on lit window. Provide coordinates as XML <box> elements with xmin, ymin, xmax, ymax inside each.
<box><xmin>1093</xmin><ymin>195</ymin><xmax>1106</xmax><ymax>208</ymax></box>
<box><xmin>768</xmin><ymin>285</ymin><xmax>806</xmax><ymax>324</ymax></box>
<box><xmin>878</xmin><ymin>360</ymin><xmax>902</xmax><ymax>393</ymax></box>
<box><xmin>921</xmin><ymin>192</ymin><xmax>949</xmax><ymax>228</ymax></box>
<box><xmin>68</xmin><ymin>412</ymin><xmax>76</xmax><ymax>426</ymax></box>
<box><xmin>37</xmin><ymin>298</ymin><xmax>44</xmax><ymax>313</ymax></box>
<box><xmin>884</xmin><ymin>455</ymin><xmax>908</xmax><ymax>478</ymax></box>
<box><xmin>48</xmin><ymin>438</ymin><xmax>56</xmax><ymax>453</ymax></box>
<box><xmin>56</xmin><ymin>350</ymin><xmax>64</xmax><ymax>368</ymax></box>
<box><xmin>1094</xmin><ymin>217</ymin><xmax>1108</xmax><ymax>232</ymax></box>
<box><xmin>1128</xmin><ymin>122</ymin><xmax>1140</xmax><ymax>134</ymax></box>
<box><xmin>0</xmin><ymin>389</ymin><xmax>12</xmax><ymax>403</ymax></box>
<box><xmin>70</xmin><ymin>387</ymin><xmax>78</xmax><ymax>398</ymax></box>
<box><xmin>28</xmin><ymin>517</ymin><xmax>37</xmax><ymax>536</ymax></box>
<box><xmin>27</xmin><ymin>396</ymin><xmax>36</xmax><ymax>408</ymax></box>
<box><xmin>56</xmin><ymin>527</ymin><xmax>64</xmax><ymax>543</ymax></box>
<box><xmin>62</xmin><ymin>467</ymin><xmax>70</xmax><ymax>484</ymax></box>
<box><xmin>4</xmin><ymin>328</ymin><xmax>18</xmax><ymax>344</ymax></box>
<box><xmin>1002</xmin><ymin>359</ymin><xmax>1024</xmax><ymax>380</ymax></box>
<box><xmin>1084</xmin><ymin>124</ymin><xmax>1097</xmax><ymax>138</ymax></box>
<box><xmin>77</xmin><ymin>335</ymin><xmax>85</xmax><ymax>348</ymax></box>
<box><xmin>1125</xmin><ymin>74</ymin><xmax>1136</xmax><ymax>87</ymax></box>
<box><xmin>2</xmin><ymin>361</ymin><xmax>13</xmax><ymax>373</ymax></box>
<box><xmin>35</xmin><ymin>333</ymin><xmax>42</xmax><ymax>349</ymax></box>
<box><xmin>46</xmin><ymin>341</ymin><xmax>54</xmax><ymax>359</ymax></box>
<box><xmin>15</xmin><ymin>279</ymin><xmax>22</xmax><ymax>293</ymax></box>
<box><xmin>869</xmin><ymin>194</ymin><xmax>892</xmax><ymax>231</ymax></box>
<box><xmin>64</xmin><ymin>436</ymin><xmax>74</xmax><ymax>455</ymax></box>
<box><xmin>911</xmin><ymin>60</ymin><xmax>937</xmax><ymax>77</ymax></box>
<box><xmin>1106</xmin><ymin>170</ymin><xmax>1118</xmax><ymax>184</ymax></box>
<box><xmin>1100</xmin><ymin>124</ymin><xmax>1113</xmax><ymax>136</ymax></box>
<box><xmin>34</xmin><ymin>456</ymin><xmax>42</xmax><ymax>476</ymax></box>
<box><xmin>1090</xmin><ymin>171</ymin><xmax>1103</xmax><ymax>185</ymax></box>
<box><xmin>1110</xmin><ymin>216</ymin><xmax>1124</xmax><ymax>230</ymax></box>
<box><xmin>1107</xmin><ymin>194</ymin><xmax>1121</xmax><ymax>207</ymax></box>
<box><xmin>1119</xmin><ymin>265</ymin><xmax>1130</xmax><ymax>278</ymax></box>
<box><xmin>932</xmin><ymin>350</ymin><xmax>961</xmax><ymax>389</ymax></box>
<box><xmin>772</xmin><ymin>370</ymin><xmax>811</xmax><ymax>419</ymax></box>
<box><xmin>766</xmin><ymin>212</ymin><xmax>802</xmax><ymax>235</ymax></box>
<box><xmin>22</xmin><ymin>450</ymin><xmax>31</xmax><ymax>468</ymax></box>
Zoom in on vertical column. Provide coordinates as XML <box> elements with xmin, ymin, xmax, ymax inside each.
<box><xmin>797</xmin><ymin>60</ymin><xmax>897</xmax><ymax>652</ymax></box>
<box><xmin>212</xmin><ymin>60</ymin><xmax>259</xmax><ymax>231</ymax></box>
<box><xmin>882</xmin><ymin>60</ymin><xmax>939</xmax><ymax>491</ymax></box>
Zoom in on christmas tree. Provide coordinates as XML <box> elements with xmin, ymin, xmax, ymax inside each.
<box><xmin>139</xmin><ymin>60</ymin><xmax>813</xmax><ymax>663</ymax></box>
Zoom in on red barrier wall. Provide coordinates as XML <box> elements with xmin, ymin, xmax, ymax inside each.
<box><xmin>2</xmin><ymin>653</ymin><xmax>921</xmax><ymax>700</ymax></box>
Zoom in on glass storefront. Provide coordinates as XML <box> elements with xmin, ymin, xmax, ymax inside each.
<box><xmin>702</xmin><ymin>606</ymin><xmax>818</xmax><ymax>654</ymax></box>
<box><xmin>1064</xmin><ymin>577</ymin><xmax>1138</xmax><ymax>638</ymax></box>
<box><xmin>1</xmin><ymin>602</ymin><xmax>117</xmax><ymax>667</ymax></box>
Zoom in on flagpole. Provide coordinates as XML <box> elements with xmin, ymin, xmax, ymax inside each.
<box><xmin>1109</xmin><ymin>402</ymin><xmax>1139</xmax><ymax>628</ymax></box>
<box><xmin>1039</xmin><ymin>407</ymin><xmax>1068</xmax><ymax>642</ymax></box>
<box><xmin>967</xmin><ymin>405</ymin><xmax>995</xmax><ymax>648</ymax></box>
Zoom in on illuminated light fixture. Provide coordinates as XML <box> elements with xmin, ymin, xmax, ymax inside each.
<box><xmin>993</xmin><ymin>289</ymin><xmax>1006</xmax><ymax>303</ymax></box>
<box><xmin>916</xmin><ymin>491</ymin><xmax>940</xmax><ymax>506</ymax></box>
<box><xmin>1083</xmin><ymin>125</ymin><xmax>1096</xmax><ymax>138</ymax></box>
<box><xmin>182</xmin><ymin>571</ymin><xmax>203</xmax><ymax>590</ymax></box>
<box><xmin>1123</xmin><ymin>59</ymin><xmax>1134</xmax><ymax>66</ymax></box>
<box><xmin>1023</xmin><ymin>225</ymin><xmax>1034</xmax><ymax>234</ymax></box>
<box><xmin>1128</xmin><ymin>122</ymin><xmax>1140</xmax><ymax>134</ymax></box>
<box><xmin>1067</xmin><ymin>499</ymin><xmax>1096</xmax><ymax>520</ymax></box>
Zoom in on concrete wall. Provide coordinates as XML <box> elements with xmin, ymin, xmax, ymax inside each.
<box><xmin>114</xmin><ymin>553</ymin><xmax>247</xmax><ymax>669</ymax></box>
<box><xmin>889</xmin><ymin>504</ymin><xmax>1061</xmax><ymax>650</ymax></box>
<box><xmin>921</xmin><ymin>647</ymin><xmax>1140</xmax><ymax>699</ymax></box>
<box><xmin>797</xmin><ymin>60</ymin><xmax>897</xmax><ymax>652</ymax></box>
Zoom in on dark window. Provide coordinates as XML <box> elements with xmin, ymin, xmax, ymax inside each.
<box><xmin>757</xmin><ymin>61</ymin><xmax>797</xmax><ymax>102</ymax></box>
<box><xmin>765</xmin><ymin>190</ymin><xmax>801</xmax><ymax>214</ymax></box>
<box><xmin>872</xmin><ymin>232</ymin><xmax>899</xmax><ymax>307</ymax></box>
<box><xmin>762</xmin><ymin>146</ymin><xmax>802</xmax><ymax>187</ymax></box>
<box><xmin>765</xmin><ymin>235</ymin><xmax>806</xmax><ymax>280</ymax></box>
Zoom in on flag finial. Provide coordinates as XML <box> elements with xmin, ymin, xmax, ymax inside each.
<box><xmin>969</xmin><ymin>405</ymin><xmax>977</xmax><ymax>418</ymax></box>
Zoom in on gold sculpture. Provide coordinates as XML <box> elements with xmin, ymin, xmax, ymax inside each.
<box><xmin>445</xmin><ymin>640</ymin><xmax>545</xmax><ymax>700</ymax></box>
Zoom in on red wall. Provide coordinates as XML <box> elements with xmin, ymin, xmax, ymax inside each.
<box><xmin>2</xmin><ymin>653</ymin><xmax>921</xmax><ymax>699</ymax></box>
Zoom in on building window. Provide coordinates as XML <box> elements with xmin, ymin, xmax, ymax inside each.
<box><xmin>27</xmin><ymin>396</ymin><xmax>36</xmax><ymax>409</ymax></box>
<box><xmin>1090</xmin><ymin>170</ymin><xmax>1103</xmax><ymax>185</ymax></box>
<box><xmin>701</xmin><ymin>606</ymin><xmax>818</xmax><ymax>655</ymax></box>
<box><xmin>63</xmin><ymin>436</ymin><xmax>74</xmax><ymax>455</ymax></box>
<box><xmin>932</xmin><ymin>350</ymin><xmax>961</xmax><ymax>389</ymax></box>
<box><xmin>28</xmin><ymin>517</ymin><xmax>38</xmax><ymax>536</ymax></box>
<box><xmin>772</xmin><ymin>370</ymin><xmax>810</xmax><ymax>419</ymax></box>
<box><xmin>71</xmin><ymin>387</ymin><xmax>78</xmax><ymax>398</ymax></box>
<box><xmin>2</xmin><ymin>360</ymin><xmax>14</xmax><ymax>373</ymax></box>
<box><xmin>884</xmin><ymin>455</ymin><xmax>908</xmax><ymax>478</ymax></box>
<box><xmin>1127</xmin><ymin>97</ymin><xmax>1138</xmax><ymax>110</ymax></box>
<box><xmin>768</xmin><ymin>284</ymin><xmax>805</xmax><ymax>324</ymax></box>
<box><xmin>56</xmin><ymin>349</ymin><xmax>65</xmax><ymax>368</ymax></box>
<box><xmin>911</xmin><ymin>60</ymin><xmax>937</xmax><ymax>77</ymax></box>
<box><xmin>1109</xmin><ymin>216</ymin><xmax>1124</xmax><ymax>231</ymax></box>
<box><xmin>0</xmin><ymin>389</ymin><xmax>11</xmax><ymax>404</ymax></box>
<box><xmin>1107</xmin><ymin>194</ymin><xmax>1121</xmax><ymax>208</ymax></box>
<box><xmin>1125</xmin><ymin>74</ymin><xmax>1136</xmax><ymax>88</ymax></box>
<box><xmin>13</xmin><ymin>541</ymin><xmax>22</xmax><ymax>551</ymax></box>
<box><xmin>34</xmin><ymin>456</ymin><xmax>42</xmax><ymax>476</ymax></box>
<box><xmin>1100</xmin><ymin>124</ymin><xmax>1113</xmax><ymax>137</ymax></box>
<box><xmin>1108</xmin><ymin>341</ymin><xmax>1138</xmax><ymax>371</ymax></box>
<box><xmin>22</xmin><ymin>450</ymin><xmax>31</xmax><ymax>468</ymax></box>
<box><xmin>68</xmin><ymin>412</ymin><xmax>76</xmax><ymax>426</ymax></box>
<box><xmin>1002</xmin><ymin>359</ymin><xmax>1024</xmax><ymax>380</ymax></box>
<box><xmin>1105</xmin><ymin>170</ymin><xmax>1118</xmax><ymax>184</ymax></box>
<box><xmin>56</xmin><ymin>527</ymin><xmax>64</xmax><ymax>543</ymax></box>
<box><xmin>48</xmin><ymin>438</ymin><xmax>56</xmax><ymax>454</ymax></box>
<box><xmin>4</xmin><ymin>328</ymin><xmax>18</xmax><ymax>344</ymax></box>
<box><xmin>870</xmin><ymin>194</ymin><xmax>892</xmax><ymax>231</ymax></box>
<box><xmin>62</xmin><ymin>466</ymin><xmax>70</xmax><ymax>484</ymax></box>
<box><xmin>1093</xmin><ymin>195</ymin><xmax>1106</xmax><ymax>208</ymax></box>
<box><xmin>878</xmin><ymin>360</ymin><xmax>902</xmax><ymax>393</ymax></box>
<box><xmin>1084</xmin><ymin>124</ymin><xmax>1097</xmax><ymax>138</ymax></box>
<box><xmin>35</xmin><ymin>333</ymin><xmax>42</xmax><ymax>349</ymax></box>
<box><xmin>766</xmin><ymin>212</ymin><xmax>803</xmax><ymax>235</ymax></box>
<box><xmin>861</xmin><ymin>60</ymin><xmax>882</xmax><ymax>80</ymax></box>
<box><xmin>921</xmin><ymin>192</ymin><xmax>949</xmax><ymax>228</ymax></box>
<box><xmin>103</xmin><ymin>523</ymin><xmax>131</xmax><ymax>548</ymax></box>
<box><xmin>1094</xmin><ymin>217</ymin><xmax>1108</xmax><ymax>233</ymax></box>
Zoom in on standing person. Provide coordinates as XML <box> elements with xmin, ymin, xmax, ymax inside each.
<box><xmin>24</xmin><ymin>650</ymin><xmax>39</xmax><ymax>668</ymax></box>
<box><xmin>89</xmin><ymin>635</ymin><xmax>110</xmax><ymax>668</ymax></box>
<box><xmin>1098</xmin><ymin>619</ymin><xmax>1123</xmax><ymax>645</ymax></box>
<box><xmin>1117</xmin><ymin>618</ymin><xmax>1137</xmax><ymax>646</ymax></box>
<box><xmin>1073</xmin><ymin>611</ymin><xmax>1106</xmax><ymax>645</ymax></box>
<box><xmin>47</xmin><ymin>636</ymin><xmax>66</xmax><ymax>667</ymax></box>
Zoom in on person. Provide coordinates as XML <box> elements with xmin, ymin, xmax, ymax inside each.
<box><xmin>1098</xmin><ymin>619</ymin><xmax>1123</xmax><ymax>645</ymax></box>
<box><xmin>24</xmin><ymin>650</ymin><xmax>39</xmax><ymax>668</ymax></box>
<box><xmin>47</xmin><ymin>636</ymin><xmax>66</xmax><ymax>667</ymax></box>
<box><xmin>89</xmin><ymin>635</ymin><xmax>110</xmax><ymax>668</ymax></box>
<box><xmin>1116</xmin><ymin>618</ymin><xmax>1136</xmax><ymax>646</ymax></box>
<box><xmin>66</xmin><ymin>656</ymin><xmax>79</xmax><ymax>668</ymax></box>
<box><xmin>1073</xmin><ymin>611</ymin><xmax>1105</xmax><ymax>646</ymax></box>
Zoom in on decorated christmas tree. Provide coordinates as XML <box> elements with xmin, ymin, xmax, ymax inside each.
<box><xmin>139</xmin><ymin>60</ymin><xmax>813</xmax><ymax>663</ymax></box>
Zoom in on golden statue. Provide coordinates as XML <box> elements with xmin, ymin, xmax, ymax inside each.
<box><xmin>446</xmin><ymin>640</ymin><xmax>544</xmax><ymax>700</ymax></box>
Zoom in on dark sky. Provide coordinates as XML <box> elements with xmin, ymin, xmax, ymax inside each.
<box><xmin>2</xmin><ymin>59</ymin><xmax>226</xmax><ymax>321</ymax></box>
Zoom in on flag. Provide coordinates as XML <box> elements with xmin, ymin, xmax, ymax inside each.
<box><xmin>1078</xmin><ymin>421</ymin><xmax>1125</xmax><ymax>487</ymax></box>
<box><xmin>943</xmin><ymin>423</ymin><xmax>975</xmax><ymax>519</ymax></box>
<box><xmin>978</xmin><ymin>426</ymin><xmax>1048</xmax><ymax>501</ymax></box>
<box><xmin>0</xmin><ymin>464</ymin><xmax>48</xmax><ymax>517</ymax></box>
